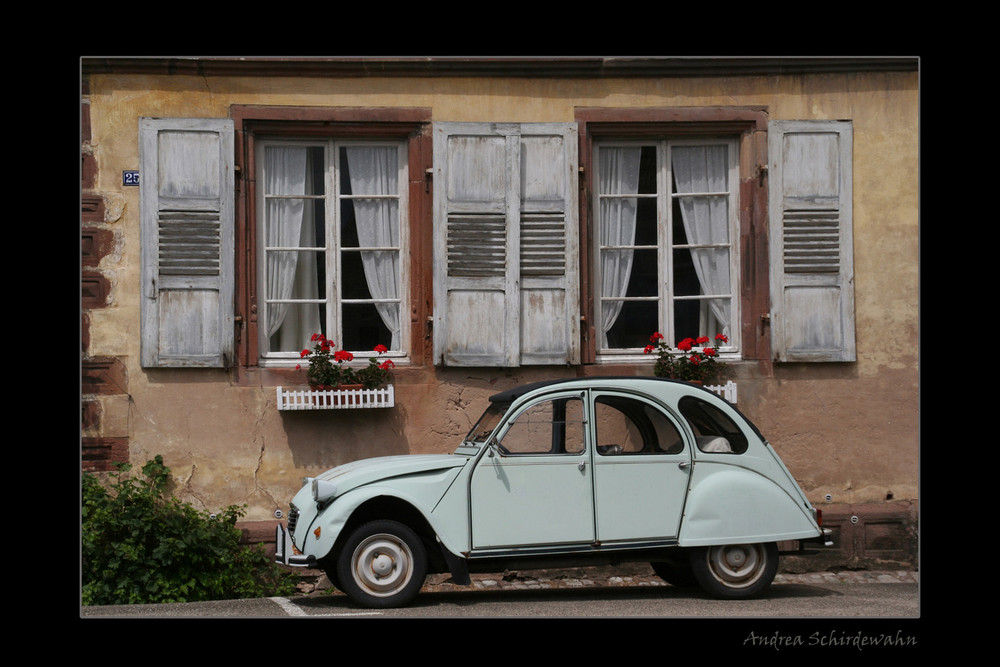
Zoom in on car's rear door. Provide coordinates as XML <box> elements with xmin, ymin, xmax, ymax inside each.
<box><xmin>589</xmin><ymin>391</ymin><xmax>691</xmax><ymax>543</ymax></box>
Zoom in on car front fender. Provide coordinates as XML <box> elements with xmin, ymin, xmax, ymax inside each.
<box><xmin>679</xmin><ymin>463</ymin><xmax>821</xmax><ymax>547</ymax></box>
<box><xmin>300</xmin><ymin>466</ymin><xmax>465</xmax><ymax>562</ymax></box>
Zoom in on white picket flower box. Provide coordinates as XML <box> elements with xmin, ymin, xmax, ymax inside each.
<box><xmin>277</xmin><ymin>385</ymin><xmax>395</xmax><ymax>410</ymax></box>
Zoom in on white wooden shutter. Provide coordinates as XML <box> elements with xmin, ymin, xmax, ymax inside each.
<box><xmin>139</xmin><ymin>118</ymin><xmax>235</xmax><ymax>368</ymax></box>
<box><xmin>768</xmin><ymin>120</ymin><xmax>855</xmax><ymax>362</ymax></box>
<box><xmin>433</xmin><ymin>122</ymin><xmax>579</xmax><ymax>366</ymax></box>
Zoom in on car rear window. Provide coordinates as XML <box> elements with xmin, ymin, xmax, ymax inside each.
<box><xmin>678</xmin><ymin>396</ymin><xmax>748</xmax><ymax>454</ymax></box>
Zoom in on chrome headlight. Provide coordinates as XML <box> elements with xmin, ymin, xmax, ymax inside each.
<box><xmin>311</xmin><ymin>479</ymin><xmax>338</xmax><ymax>503</ymax></box>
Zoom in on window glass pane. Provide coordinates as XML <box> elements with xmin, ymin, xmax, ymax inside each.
<box><xmin>673</xmin><ymin>247</ymin><xmax>730</xmax><ymax>297</ymax></box>
<box><xmin>673</xmin><ymin>298</ymin><xmax>729</xmax><ymax>343</ymax></box>
<box><xmin>594</xmin><ymin>396</ymin><xmax>685</xmax><ymax>455</ymax></box>
<box><xmin>339</xmin><ymin>146</ymin><xmax>398</xmax><ymax>195</ymax></box>
<box><xmin>341</xmin><ymin>301</ymin><xmax>393</xmax><ymax>352</ymax></box>
<box><xmin>603</xmin><ymin>300</ymin><xmax>657</xmax><ymax>349</ymax></box>
<box><xmin>499</xmin><ymin>397</ymin><xmax>585</xmax><ymax>455</ymax></box>
<box><xmin>633</xmin><ymin>197</ymin><xmax>658</xmax><ymax>245</ymax></box>
<box><xmin>268</xmin><ymin>301</ymin><xmax>325</xmax><ymax>354</ymax></box>
<box><xmin>679</xmin><ymin>396</ymin><xmax>747</xmax><ymax>454</ymax></box>
<box><xmin>637</xmin><ymin>145</ymin><xmax>657</xmax><ymax>194</ymax></box>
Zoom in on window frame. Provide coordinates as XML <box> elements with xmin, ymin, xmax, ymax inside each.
<box><xmin>576</xmin><ymin>107</ymin><xmax>772</xmax><ymax>367</ymax></box>
<box><xmin>591</xmin><ymin>136</ymin><xmax>741</xmax><ymax>360</ymax></box>
<box><xmin>231</xmin><ymin>106</ymin><xmax>432</xmax><ymax>375</ymax></box>
<box><xmin>254</xmin><ymin>136</ymin><xmax>409</xmax><ymax>365</ymax></box>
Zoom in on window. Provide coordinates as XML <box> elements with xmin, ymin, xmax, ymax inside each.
<box><xmin>594</xmin><ymin>138</ymin><xmax>739</xmax><ymax>357</ymax></box>
<box><xmin>679</xmin><ymin>396</ymin><xmax>748</xmax><ymax>454</ymax></box>
<box><xmin>593</xmin><ymin>395</ymin><xmax>685</xmax><ymax>455</ymax></box>
<box><xmin>256</xmin><ymin>139</ymin><xmax>408</xmax><ymax>364</ymax></box>
<box><xmin>497</xmin><ymin>396</ymin><xmax>585</xmax><ymax>455</ymax></box>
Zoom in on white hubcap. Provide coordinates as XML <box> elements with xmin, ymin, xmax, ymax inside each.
<box><xmin>706</xmin><ymin>545</ymin><xmax>765</xmax><ymax>588</ymax></box>
<box><xmin>352</xmin><ymin>534</ymin><xmax>413</xmax><ymax>597</ymax></box>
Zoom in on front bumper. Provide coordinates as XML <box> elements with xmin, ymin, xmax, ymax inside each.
<box><xmin>275</xmin><ymin>522</ymin><xmax>317</xmax><ymax>567</ymax></box>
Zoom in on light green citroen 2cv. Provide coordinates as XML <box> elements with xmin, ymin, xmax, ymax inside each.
<box><xmin>276</xmin><ymin>377</ymin><xmax>830</xmax><ymax>608</ymax></box>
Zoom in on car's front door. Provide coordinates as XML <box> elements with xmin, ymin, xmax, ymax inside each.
<box><xmin>470</xmin><ymin>392</ymin><xmax>594</xmax><ymax>550</ymax></box>
<box><xmin>590</xmin><ymin>392</ymin><xmax>691</xmax><ymax>543</ymax></box>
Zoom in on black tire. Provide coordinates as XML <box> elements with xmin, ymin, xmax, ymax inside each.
<box><xmin>336</xmin><ymin>520</ymin><xmax>427</xmax><ymax>608</ymax></box>
<box><xmin>689</xmin><ymin>542</ymin><xmax>778</xmax><ymax>599</ymax></box>
<box><xmin>650</xmin><ymin>559</ymin><xmax>697</xmax><ymax>588</ymax></box>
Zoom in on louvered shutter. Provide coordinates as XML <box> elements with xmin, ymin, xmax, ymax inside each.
<box><xmin>433</xmin><ymin>123</ymin><xmax>579</xmax><ymax>366</ymax></box>
<box><xmin>768</xmin><ymin>120</ymin><xmax>855</xmax><ymax>362</ymax></box>
<box><xmin>140</xmin><ymin>118</ymin><xmax>235</xmax><ymax>368</ymax></box>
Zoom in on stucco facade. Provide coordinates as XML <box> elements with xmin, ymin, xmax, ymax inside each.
<box><xmin>81</xmin><ymin>59</ymin><xmax>918</xmax><ymax>560</ymax></box>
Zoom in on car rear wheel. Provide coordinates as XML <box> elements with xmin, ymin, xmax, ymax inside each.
<box><xmin>336</xmin><ymin>520</ymin><xmax>427</xmax><ymax>608</ymax></box>
<box><xmin>689</xmin><ymin>542</ymin><xmax>778</xmax><ymax>599</ymax></box>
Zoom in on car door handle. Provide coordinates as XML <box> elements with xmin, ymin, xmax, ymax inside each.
<box><xmin>678</xmin><ymin>461</ymin><xmax>690</xmax><ymax>471</ymax></box>
<box><xmin>578</xmin><ymin>461</ymin><xmax>586</xmax><ymax>472</ymax></box>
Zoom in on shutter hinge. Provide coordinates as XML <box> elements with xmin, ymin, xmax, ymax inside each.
<box><xmin>761</xmin><ymin>312</ymin><xmax>771</xmax><ymax>325</ymax></box>
<box><xmin>425</xmin><ymin>168</ymin><xmax>433</xmax><ymax>193</ymax></box>
<box><xmin>756</xmin><ymin>164</ymin><xmax>768</xmax><ymax>187</ymax></box>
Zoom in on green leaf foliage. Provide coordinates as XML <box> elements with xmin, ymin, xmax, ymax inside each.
<box><xmin>82</xmin><ymin>455</ymin><xmax>297</xmax><ymax>605</ymax></box>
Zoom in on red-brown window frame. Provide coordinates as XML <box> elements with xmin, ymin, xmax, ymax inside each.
<box><xmin>230</xmin><ymin>106</ymin><xmax>433</xmax><ymax>381</ymax></box>
<box><xmin>575</xmin><ymin>107</ymin><xmax>772</xmax><ymax>368</ymax></box>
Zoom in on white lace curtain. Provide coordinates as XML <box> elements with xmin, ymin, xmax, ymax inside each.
<box><xmin>599</xmin><ymin>147</ymin><xmax>642</xmax><ymax>349</ymax></box>
<box><xmin>265</xmin><ymin>146</ymin><xmax>320</xmax><ymax>352</ymax></box>
<box><xmin>671</xmin><ymin>145</ymin><xmax>731</xmax><ymax>338</ymax></box>
<box><xmin>345</xmin><ymin>146</ymin><xmax>401</xmax><ymax>351</ymax></box>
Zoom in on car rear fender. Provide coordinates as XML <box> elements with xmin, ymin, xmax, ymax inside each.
<box><xmin>679</xmin><ymin>462</ymin><xmax>821</xmax><ymax>547</ymax></box>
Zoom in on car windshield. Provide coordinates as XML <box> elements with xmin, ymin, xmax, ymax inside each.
<box><xmin>464</xmin><ymin>402</ymin><xmax>509</xmax><ymax>445</ymax></box>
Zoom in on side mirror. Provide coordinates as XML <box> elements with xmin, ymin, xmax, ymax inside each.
<box><xmin>486</xmin><ymin>438</ymin><xmax>505</xmax><ymax>458</ymax></box>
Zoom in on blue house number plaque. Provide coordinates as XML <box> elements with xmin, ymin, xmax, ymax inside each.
<box><xmin>123</xmin><ymin>170</ymin><xmax>140</xmax><ymax>186</ymax></box>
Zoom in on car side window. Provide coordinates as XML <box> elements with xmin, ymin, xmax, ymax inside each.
<box><xmin>497</xmin><ymin>396</ymin><xmax>585</xmax><ymax>455</ymax></box>
<box><xmin>593</xmin><ymin>395</ymin><xmax>685</xmax><ymax>455</ymax></box>
<box><xmin>678</xmin><ymin>396</ymin><xmax>748</xmax><ymax>454</ymax></box>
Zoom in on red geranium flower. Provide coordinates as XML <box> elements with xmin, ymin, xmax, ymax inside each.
<box><xmin>374</xmin><ymin>344</ymin><xmax>388</xmax><ymax>354</ymax></box>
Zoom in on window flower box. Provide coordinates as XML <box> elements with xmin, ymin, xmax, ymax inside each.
<box><xmin>705</xmin><ymin>380</ymin><xmax>738</xmax><ymax>404</ymax></box>
<box><xmin>277</xmin><ymin>385</ymin><xmax>395</xmax><ymax>410</ymax></box>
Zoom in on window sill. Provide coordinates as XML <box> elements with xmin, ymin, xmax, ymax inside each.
<box><xmin>276</xmin><ymin>385</ymin><xmax>395</xmax><ymax>410</ymax></box>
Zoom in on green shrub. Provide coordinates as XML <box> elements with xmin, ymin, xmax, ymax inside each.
<box><xmin>82</xmin><ymin>455</ymin><xmax>297</xmax><ymax>605</ymax></box>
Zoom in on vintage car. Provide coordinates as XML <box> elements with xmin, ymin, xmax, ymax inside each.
<box><xmin>276</xmin><ymin>377</ymin><xmax>831</xmax><ymax>607</ymax></box>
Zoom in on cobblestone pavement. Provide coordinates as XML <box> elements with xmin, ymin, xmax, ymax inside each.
<box><xmin>298</xmin><ymin>566</ymin><xmax>918</xmax><ymax>596</ymax></box>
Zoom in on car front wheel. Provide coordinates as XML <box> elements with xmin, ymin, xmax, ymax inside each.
<box><xmin>336</xmin><ymin>520</ymin><xmax>427</xmax><ymax>608</ymax></box>
<box><xmin>689</xmin><ymin>542</ymin><xmax>778</xmax><ymax>599</ymax></box>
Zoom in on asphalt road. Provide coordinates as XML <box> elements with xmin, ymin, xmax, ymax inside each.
<box><xmin>80</xmin><ymin>571</ymin><xmax>920</xmax><ymax>624</ymax></box>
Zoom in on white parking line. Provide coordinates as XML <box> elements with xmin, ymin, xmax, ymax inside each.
<box><xmin>269</xmin><ymin>597</ymin><xmax>307</xmax><ymax>616</ymax></box>
<box><xmin>268</xmin><ymin>597</ymin><xmax>385</xmax><ymax>617</ymax></box>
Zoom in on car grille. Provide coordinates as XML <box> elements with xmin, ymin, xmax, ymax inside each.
<box><xmin>287</xmin><ymin>505</ymin><xmax>300</xmax><ymax>534</ymax></box>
